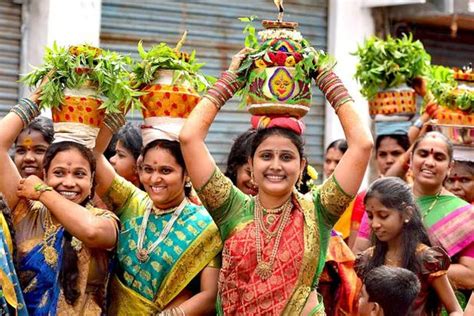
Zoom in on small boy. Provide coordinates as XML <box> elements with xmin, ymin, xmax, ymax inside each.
<box><xmin>358</xmin><ymin>265</ymin><xmax>421</xmax><ymax>316</ymax></box>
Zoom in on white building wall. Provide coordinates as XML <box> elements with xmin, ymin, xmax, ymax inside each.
<box><xmin>20</xmin><ymin>0</ymin><xmax>102</xmax><ymax>97</ymax></box>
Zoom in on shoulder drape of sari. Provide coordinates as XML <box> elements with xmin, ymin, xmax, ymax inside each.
<box><xmin>0</xmin><ymin>212</ymin><xmax>28</xmax><ymax>315</ymax></box>
<box><xmin>104</xmin><ymin>175</ymin><xmax>222</xmax><ymax>315</ymax></box>
<box><xmin>418</xmin><ymin>195</ymin><xmax>474</xmax><ymax>258</ymax></box>
<box><xmin>13</xmin><ymin>200</ymin><xmax>118</xmax><ymax>316</ymax></box>
<box><xmin>196</xmin><ymin>167</ymin><xmax>353</xmax><ymax>315</ymax></box>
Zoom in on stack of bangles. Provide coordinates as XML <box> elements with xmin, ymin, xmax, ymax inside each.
<box><xmin>103</xmin><ymin>112</ymin><xmax>126</xmax><ymax>134</ymax></box>
<box><xmin>315</xmin><ymin>69</ymin><xmax>354</xmax><ymax>113</ymax></box>
<box><xmin>203</xmin><ymin>71</ymin><xmax>242</xmax><ymax>110</ymax></box>
<box><xmin>10</xmin><ymin>98</ymin><xmax>40</xmax><ymax>127</ymax></box>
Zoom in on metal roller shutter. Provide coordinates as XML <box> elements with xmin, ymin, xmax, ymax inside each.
<box><xmin>0</xmin><ymin>0</ymin><xmax>21</xmax><ymax>117</ymax></box>
<box><xmin>100</xmin><ymin>0</ymin><xmax>328</xmax><ymax>169</ymax></box>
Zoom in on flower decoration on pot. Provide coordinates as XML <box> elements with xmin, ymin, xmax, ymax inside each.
<box><xmin>21</xmin><ymin>43</ymin><xmax>139</xmax><ymax>148</ymax></box>
<box><xmin>427</xmin><ymin>64</ymin><xmax>474</xmax><ymax>146</ymax></box>
<box><xmin>236</xmin><ymin>16</ymin><xmax>335</xmax><ymax>119</ymax></box>
<box><xmin>132</xmin><ymin>33</ymin><xmax>215</xmax><ymax>145</ymax></box>
<box><xmin>353</xmin><ymin>34</ymin><xmax>431</xmax><ymax>121</ymax></box>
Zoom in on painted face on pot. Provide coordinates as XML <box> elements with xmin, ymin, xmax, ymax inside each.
<box><xmin>250</xmin><ymin>134</ymin><xmax>303</xmax><ymax>197</ymax></box>
<box><xmin>445</xmin><ymin>162</ymin><xmax>474</xmax><ymax>203</ymax></box>
<box><xmin>269</xmin><ymin>68</ymin><xmax>294</xmax><ymax>101</ymax></box>
<box><xmin>139</xmin><ymin>147</ymin><xmax>186</xmax><ymax>209</ymax></box>
<box><xmin>236</xmin><ymin>162</ymin><xmax>258</xmax><ymax>196</ymax></box>
<box><xmin>45</xmin><ymin>148</ymin><xmax>93</xmax><ymax>204</ymax></box>
<box><xmin>15</xmin><ymin>130</ymin><xmax>50</xmax><ymax>179</ymax></box>
<box><xmin>110</xmin><ymin>140</ymin><xmax>139</xmax><ymax>184</ymax></box>
<box><xmin>411</xmin><ymin>136</ymin><xmax>451</xmax><ymax>190</ymax></box>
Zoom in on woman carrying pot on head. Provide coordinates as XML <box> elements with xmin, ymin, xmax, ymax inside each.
<box><xmin>92</xmin><ymin>112</ymin><xmax>222</xmax><ymax>315</ymax></box>
<box><xmin>0</xmin><ymin>94</ymin><xmax>120</xmax><ymax>314</ymax></box>
<box><xmin>179</xmin><ymin>49</ymin><xmax>373</xmax><ymax>315</ymax></box>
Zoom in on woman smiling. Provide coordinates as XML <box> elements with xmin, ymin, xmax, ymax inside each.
<box><xmin>0</xmin><ymin>94</ymin><xmax>119</xmax><ymax>314</ymax></box>
<box><xmin>180</xmin><ymin>50</ymin><xmax>373</xmax><ymax>314</ymax></box>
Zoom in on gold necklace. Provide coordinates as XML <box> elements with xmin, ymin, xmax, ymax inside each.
<box><xmin>255</xmin><ymin>196</ymin><xmax>292</xmax><ymax>239</ymax></box>
<box><xmin>254</xmin><ymin>196</ymin><xmax>293</xmax><ymax>280</ymax></box>
<box><xmin>422</xmin><ymin>190</ymin><xmax>442</xmax><ymax>220</ymax></box>
<box><xmin>42</xmin><ymin>210</ymin><xmax>61</xmax><ymax>266</ymax></box>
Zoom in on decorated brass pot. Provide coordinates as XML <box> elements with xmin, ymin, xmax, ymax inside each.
<box><xmin>246</xmin><ymin>20</ymin><xmax>312</xmax><ymax>118</ymax></box>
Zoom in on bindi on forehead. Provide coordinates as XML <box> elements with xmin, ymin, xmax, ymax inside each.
<box><xmin>21</xmin><ymin>137</ymin><xmax>33</xmax><ymax>148</ymax></box>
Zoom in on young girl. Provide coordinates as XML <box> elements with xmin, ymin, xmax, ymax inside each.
<box><xmin>356</xmin><ymin>177</ymin><xmax>462</xmax><ymax>315</ymax></box>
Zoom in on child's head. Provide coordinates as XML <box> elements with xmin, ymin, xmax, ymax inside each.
<box><xmin>364</xmin><ymin>177</ymin><xmax>431</xmax><ymax>271</ymax></box>
<box><xmin>359</xmin><ymin>265</ymin><xmax>421</xmax><ymax>316</ymax></box>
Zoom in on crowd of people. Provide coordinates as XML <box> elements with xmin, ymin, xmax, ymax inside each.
<box><xmin>0</xmin><ymin>47</ymin><xmax>471</xmax><ymax>316</ymax></box>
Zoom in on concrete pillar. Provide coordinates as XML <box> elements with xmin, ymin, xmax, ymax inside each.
<box><xmin>326</xmin><ymin>0</ymin><xmax>375</xmax><ymax>184</ymax></box>
<box><xmin>20</xmin><ymin>0</ymin><xmax>102</xmax><ymax>97</ymax></box>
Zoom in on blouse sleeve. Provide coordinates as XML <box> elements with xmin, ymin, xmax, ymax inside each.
<box><xmin>314</xmin><ymin>175</ymin><xmax>354</xmax><ymax>228</ymax></box>
<box><xmin>419</xmin><ymin>246</ymin><xmax>451</xmax><ymax>281</ymax></box>
<box><xmin>196</xmin><ymin>167</ymin><xmax>251</xmax><ymax>240</ymax></box>
<box><xmin>101</xmin><ymin>175</ymin><xmax>143</xmax><ymax>217</ymax></box>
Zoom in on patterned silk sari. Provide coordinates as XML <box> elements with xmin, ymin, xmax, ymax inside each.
<box><xmin>196</xmin><ymin>168</ymin><xmax>353</xmax><ymax>315</ymax></box>
<box><xmin>0</xmin><ymin>212</ymin><xmax>27</xmax><ymax>315</ymax></box>
<box><xmin>13</xmin><ymin>200</ymin><xmax>119</xmax><ymax>315</ymax></box>
<box><xmin>103</xmin><ymin>176</ymin><xmax>222</xmax><ymax>315</ymax></box>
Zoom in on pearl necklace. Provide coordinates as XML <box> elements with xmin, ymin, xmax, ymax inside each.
<box><xmin>136</xmin><ymin>198</ymin><xmax>188</xmax><ymax>263</ymax></box>
<box><xmin>254</xmin><ymin>196</ymin><xmax>293</xmax><ymax>280</ymax></box>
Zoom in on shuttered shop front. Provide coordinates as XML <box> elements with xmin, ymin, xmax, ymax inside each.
<box><xmin>0</xmin><ymin>0</ymin><xmax>21</xmax><ymax>117</ymax></box>
<box><xmin>100</xmin><ymin>0</ymin><xmax>329</xmax><ymax>169</ymax></box>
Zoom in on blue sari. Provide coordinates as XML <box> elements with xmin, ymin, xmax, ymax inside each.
<box><xmin>18</xmin><ymin>228</ymin><xmax>65</xmax><ymax>315</ymax></box>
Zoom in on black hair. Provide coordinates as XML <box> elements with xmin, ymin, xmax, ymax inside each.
<box><xmin>363</xmin><ymin>177</ymin><xmax>439</xmax><ymax>315</ymax></box>
<box><xmin>375</xmin><ymin>134</ymin><xmax>410</xmax><ymax>153</ymax></box>
<box><xmin>104</xmin><ymin>133</ymin><xmax>118</xmax><ymax>161</ymax></box>
<box><xmin>42</xmin><ymin>141</ymin><xmax>96</xmax><ymax>305</ymax></box>
<box><xmin>364</xmin><ymin>265</ymin><xmax>421</xmax><ymax>316</ymax></box>
<box><xmin>364</xmin><ymin>177</ymin><xmax>431</xmax><ymax>272</ymax></box>
<box><xmin>250</xmin><ymin>127</ymin><xmax>304</xmax><ymax>159</ymax></box>
<box><xmin>115</xmin><ymin>123</ymin><xmax>143</xmax><ymax>160</ymax></box>
<box><xmin>225</xmin><ymin>129</ymin><xmax>256</xmax><ymax>184</ymax></box>
<box><xmin>452</xmin><ymin>160</ymin><xmax>474</xmax><ymax>175</ymax></box>
<box><xmin>412</xmin><ymin>131</ymin><xmax>453</xmax><ymax>162</ymax></box>
<box><xmin>141</xmin><ymin>139</ymin><xmax>191</xmax><ymax>197</ymax></box>
<box><xmin>325</xmin><ymin>138</ymin><xmax>347</xmax><ymax>155</ymax></box>
<box><xmin>15</xmin><ymin>116</ymin><xmax>54</xmax><ymax>145</ymax></box>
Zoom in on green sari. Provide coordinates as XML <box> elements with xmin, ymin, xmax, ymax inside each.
<box><xmin>196</xmin><ymin>167</ymin><xmax>353</xmax><ymax>315</ymax></box>
<box><xmin>103</xmin><ymin>176</ymin><xmax>222</xmax><ymax>315</ymax></box>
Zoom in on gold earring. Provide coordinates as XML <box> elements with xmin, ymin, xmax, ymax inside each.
<box><xmin>297</xmin><ymin>170</ymin><xmax>304</xmax><ymax>190</ymax></box>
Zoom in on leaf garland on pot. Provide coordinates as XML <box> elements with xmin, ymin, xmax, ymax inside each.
<box><xmin>21</xmin><ymin>43</ymin><xmax>141</xmax><ymax>113</ymax></box>
<box><xmin>353</xmin><ymin>34</ymin><xmax>431</xmax><ymax>101</ymax></box>
<box><xmin>236</xmin><ymin>16</ymin><xmax>335</xmax><ymax>117</ymax></box>
<box><xmin>427</xmin><ymin>65</ymin><xmax>474</xmax><ymax>114</ymax></box>
<box><xmin>131</xmin><ymin>40</ymin><xmax>215</xmax><ymax>92</ymax></box>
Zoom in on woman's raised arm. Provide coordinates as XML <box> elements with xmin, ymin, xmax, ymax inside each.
<box><xmin>180</xmin><ymin>49</ymin><xmax>250</xmax><ymax>188</ymax></box>
<box><xmin>0</xmin><ymin>94</ymin><xmax>41</xmax><ymax>210</ymax></box>
<box><xmin>314</xmin><ymin>68</ymin><xmax>373</xmax><ymax>196</ymax></box>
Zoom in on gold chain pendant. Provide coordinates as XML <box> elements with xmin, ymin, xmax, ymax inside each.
<box><xmin>43</xmin><ymin>245</ymin><xmax>58</xmax><ymax>266</ymax></box>
<box><xmin>256</xmin><ymin>261</ymin><xmax>273</xmax><ymax>280</ymax></box>
<box><xmin>136</xmin><ymin>248</ymin><xmax>149</xmax><ymax>262</ymax></box>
